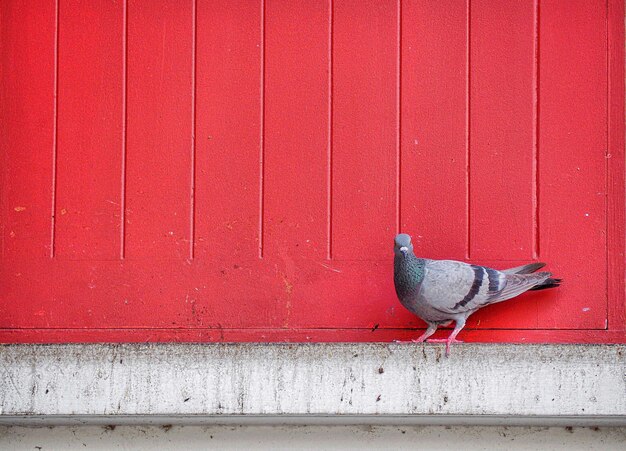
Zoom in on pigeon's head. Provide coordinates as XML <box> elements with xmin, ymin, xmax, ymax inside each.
<box><xmin>394</xmin><ymin>233</ymin><xmax>413</xmax><ymax>258</ymax></box>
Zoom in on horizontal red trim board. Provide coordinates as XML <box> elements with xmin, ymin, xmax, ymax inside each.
<box><xmin>1</xmin><ymin>329</ymin><xmax>624</xmax><ymax>344</ymax></box>
<box><xmin>0</xmin><ymin>0</ymin><xmax>623</xmax><ymax>344</ymax></box>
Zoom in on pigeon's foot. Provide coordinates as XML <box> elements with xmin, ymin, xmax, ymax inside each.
<box><xmin>410</xmin><ymin>334</ymin><xmax>431</xmax><ymax>343</ymax></box>
<box><xmin>427</xmin><ymin>338</ymin><xmax>464</xmax><ymax>356</ymax></box>
<box><xmin>392</xmin><ymin>324</ymin><xmax>438</xmax><ymax>344</ymax></box>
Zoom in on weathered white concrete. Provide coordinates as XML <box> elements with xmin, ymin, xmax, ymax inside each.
<box><xmin>1</xmin><ymin>343</ymin><xmax>624</xmax><ymax>424</ymax></box>
<box><xmin>1</xmin><ymin>425</ymin><xmax>626</xmax><ymax>450</ymax></box>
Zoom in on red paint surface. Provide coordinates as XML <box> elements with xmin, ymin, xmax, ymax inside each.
<box><xmin>125</xmin><ymin>0</ymin><xmax>194</xmax><ymax>259</ymax></box>
<box><xmin>0</xmin><ymin>0</ymin><xmax>624</xmax><ymax>343</ymax></box>
<box><xmin>470</xmin><ymin>0</ymin><xmax>536</xmax><ymax>261</ymax></box>
<box><xmin>55</xmin><ymin>0</ymin><xmax>124</xmax><ymax>260</ymax></box>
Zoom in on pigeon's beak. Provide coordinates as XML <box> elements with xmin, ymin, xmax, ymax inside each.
<box><xmin>399</xmin><ymin>246</ymin><xmax>408</xmax><ymax>255</ymax></box>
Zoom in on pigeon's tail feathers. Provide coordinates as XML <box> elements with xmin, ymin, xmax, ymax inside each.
<box><xmin>494</xmin><ymin>272</ymin><xmax>557</xmax><ymax>303</ymax></box>
<box><xmin>529</xmin><ymin>277</ymin><xmax>562</xmax><ymax>291</ymax></box>
<box><xmin>502</xmin><ymin>262</ymin><xmax>546</xmax><ymax>275</ymax></box>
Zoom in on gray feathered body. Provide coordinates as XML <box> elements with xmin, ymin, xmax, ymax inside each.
<box><xmin>394</xmin><ymin>252</ymin><xmax>560</xmax><ymax>325</ymax></box>
<box><xmin>394</xmin><ymin>254</ymin><xmax>447</xmax><ymax>324</ymax></box>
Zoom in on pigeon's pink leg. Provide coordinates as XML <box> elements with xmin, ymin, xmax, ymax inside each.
<box><xmin>427</xmin><ymin>319</ymin><xmax>466</xmax><ymax>356</ymax></box>
<box><xmin>411</xmin><ymin>323</ymin><xmax>438</xmax><ymax>343</ymax></box>
<box><xmin>393</xmin><ymin>323</ymin><xmax>437</xmax><ymax>343</ymax></box>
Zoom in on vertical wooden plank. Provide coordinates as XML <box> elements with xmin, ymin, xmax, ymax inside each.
<box><xmin>400</xmin><ymin>0</ymin><xmax>467</xmax><ymax>260</ymax></box>
<box><xmin>263</xmin><ymin>0</ymin><xmax>330</xmax><ymax>259</ymax></box>
<box><xmin>0</xmin><ymin>0</ymin><xmax>56</xmax><ymax>259</ymax></box>
<box><xmin>332</xmin><ymin>0</ymin><xmax>398</xmax><ymax>260</ymax></box>
<box><xmin>126</xmin><ymin>0</ymin><xmax>193</xmax><ymax>259</ymax></box>
<box><xmin>55</xmin><ymin>0</ymin><xmax>123</xmax><ymax>259</ymax></box>
<box><xmin>607</xmin><ymin>0</ymin><xmax>625</xmax><ymax>330</ymax></box>
<box><xmin>469</xmin><ymin>0</ymin><xmax>535</xmax><ymax>260</ymax></box>
<box><xmin>194</xmin><ymin>0</ymin><xmax>261</xmax><ymax>261</ymax></box>
<box><xmin>538</xmin><ymin>0</ymin><xmax>607</xmax><ymax>328</ymax></box>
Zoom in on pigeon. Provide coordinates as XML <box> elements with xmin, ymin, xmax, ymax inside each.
<box><xmin>393</xmin><ymin>233</ymin><xmax>561</xmax><ymax>356</ymax></box>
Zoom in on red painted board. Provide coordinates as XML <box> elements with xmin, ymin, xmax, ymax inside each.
<box><xmin>263</xmin><ymin>0</ymin><xmax>330</xmax><ymax>261</ymax></box>
<box><xmin>0</xmin><ymin>0</ymin><xmax>55</xmax><ymax>259</ymax></box>
<box><xmin>332</xmin><ymin>0</ymin><xmax>398</xmax><ymax>260</ymax></box>
<box><xmin>1</xmin><ymin>328</ymin><xmax>625</xmax><ymax>345</ymax></box>
<box><xmin>469</xmin><ymin>0</ymin><xmax>535</xmax><ymax>261</ymax></box>
<box><xmin>607</xmin><ymin>0</ymin><xmax>626</xmax><ymax>330</ymax></box>
<box><xmin>400</xmin><ymin>0</ymin><xmax>468</xmax><ymax>261</ymax></box>
<box><xmin>55</xmin><ymin>0</ymin><xmax>123</xmax><ymax>260</ymax></box>
<box><xmin>534</xmin><ymin>0</ymin><xmax>608</xmax><ymax>329</ymax></box>
<box><xmin>194</xmin><ymin>0</ymin><xmax>261</xmax><ymax>261</ymax></box>
<box><xmin>465</xmin><ymin>0</ymin><xmax>542</xmax><ymax>330</ymax></box>
<box><xmin>125</xmin><ymin>0</ymin><xmax>193</xmax><ymax>259</ymax></box>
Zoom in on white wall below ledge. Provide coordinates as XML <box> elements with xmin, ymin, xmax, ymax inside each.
<box><xmin>1</xmin><ymin>343</ymin><xmax>625</xmax><ymax>425</ymax></box>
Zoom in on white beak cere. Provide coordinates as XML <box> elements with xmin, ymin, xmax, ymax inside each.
<box><xmin>400</xmin><ymin>246</ymin><xmax>408</xmax><ymax>253</ymax></box>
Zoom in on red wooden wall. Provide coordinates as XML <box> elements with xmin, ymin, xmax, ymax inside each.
<box><xmin>1</xmin><ymin>0</ymin><xmax>624</xmax><ymax>343</ymax></box>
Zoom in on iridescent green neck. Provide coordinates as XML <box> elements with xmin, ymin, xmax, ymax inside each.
<box><xmin>394</xmin><ymin>253</ymin><xmax>425</xmax><ymax>299</ymax></box>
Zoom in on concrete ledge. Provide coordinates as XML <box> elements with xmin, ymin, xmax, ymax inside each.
<box><xmin>1</xmin><ymin>343</ymin><xmax>625</xmax><ymax>425</ymax></box>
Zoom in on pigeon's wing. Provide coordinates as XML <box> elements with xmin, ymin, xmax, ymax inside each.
<box><xmin>490</xmin><ymin>271</ymin><xmax>555</xmax><ymax>301</ymax></box>
<box><xmin>419</xmin><ymin>260</ymin><xmax>507</xmax><ymax>315</ymax></box>
<box><xmin>421</xmin><ymin>260</ymin><xmax>553</xmax><ymax>315</ymax></box>
<box><xmin>501</xmin><ymin>262</ymin><xmax>546</xmax><ymax>275</ymax></box>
